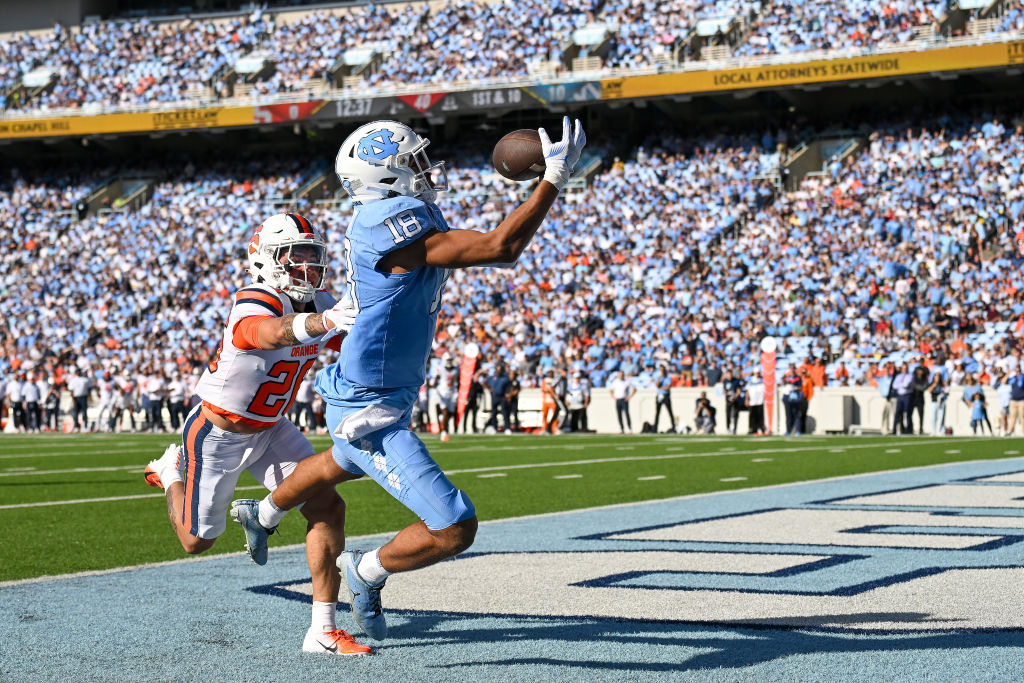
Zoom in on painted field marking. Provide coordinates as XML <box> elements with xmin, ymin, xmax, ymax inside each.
<box><xmin>829</xmin><ymin>448</ymin><xmax>847</xmax><ymax>453</ymax></box>
<box><xmin>0</xmin><ymin>484</ymin><xmax>266</xmax><ymax>510</ymax></box>
<box><xmin>751</xmin><ymin>458</ymin><xmax>773</xmax><ymax>462</ymax></box>
<box><xmin>720</xmin><ymin>477</ymin><xmax>748</xmax><ymax>482</ymax></box>
<box><xmin>0</xmin><ymin>464</ymin><xmax>140</xmax><ymax>478</ymax></box>
<box><xmin>0</xmin><ymin>446</ymin><xmax>168</xmax><ymax>460</ymax></box>
<box><xmin>637</xmin><ymin>475</ymin><xmax>665</xmax><ymax>481</ymax></box>
<box><xmin>886</xmin><ymin>449</ymin><xmax>902</xmax><ymax>453</ymax></box>
<box><xmin>553</xmin><ymin>474</ymin><xmax>583</xmax><ymax>479</ymax></box>
<box><xmin>1006</xmin><ymin>450</ymin><xmax>1020</xmax><ymax>455</ymax></box>
<box><xmin>947</xmin><ymin>449</ymin><xmax>962</xmax><ymax>454</ymax></box>
<box><xmin>477</xmin><ymin>473</ymin><xmax>507</xmax><ymax>478</ymax></box>
<box><xmin>3</xmin><ymin>467</ymin><xmax>37</xmax><ymax>472</ymax></box>
<box><xmin>616</xmin><ymin>446</ymin><xmax>635</xmax><ymax>451</ymax></box>
<box><xmin>0</xmin><ymin>438</ymin><xmax>1006</xmax><ymax>508</ymax></box>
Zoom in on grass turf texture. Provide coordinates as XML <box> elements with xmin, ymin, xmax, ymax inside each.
<box><xmin>1</xmin><ymin>433</ymin><xmax>1021</xmax><ymax>582</ymax></box>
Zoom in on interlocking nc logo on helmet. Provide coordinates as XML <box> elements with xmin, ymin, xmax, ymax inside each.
<box><xmin>357</xmin><ymin>130</ymin><xmax>400</xmax><ymax>166</ymax></box>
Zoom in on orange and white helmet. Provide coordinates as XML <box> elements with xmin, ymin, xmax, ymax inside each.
<box><xmin>246</xmin><ymin>213</ymin><xmax>327</xmax><ymax>303</ymax></box>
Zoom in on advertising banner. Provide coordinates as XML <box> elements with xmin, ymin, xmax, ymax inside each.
<box><xmin>0</xmin><ymin>105</ymin><xmax>254</xmax><ymax>139</ymax></box>
<box><xmin>601</xmin><ymin>39</ymin><xmax>1024</xmax><ymax>100</ymax></box>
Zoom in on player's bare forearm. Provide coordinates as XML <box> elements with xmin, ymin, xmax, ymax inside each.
<box><xmin>425</xmin><ymin>181</ymin><xmax>559</xmax><ymax>268</ymax></box>
<box><xmin>258</xmin><ymin>313</ymin><xmax>329</xmax><ymax>349</ymax></box>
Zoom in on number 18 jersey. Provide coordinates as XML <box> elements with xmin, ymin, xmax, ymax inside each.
<box><xmin>317</xmin><ymin>196</ymin><xmax>451</xmax><ymax>408</ymax></box>
<box><xmin>195</xmin><ymin>284</ymin><xmax>337</xmax><ymax>428</ymax></box>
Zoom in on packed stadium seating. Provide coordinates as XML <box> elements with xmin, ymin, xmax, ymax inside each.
<box><xmin>2</xmin><ymin>0</ymin><xmax>1022</xmax><ymax>112</ymax></box>
<box><xmin>3</xmin><ymin>108</ymin><xmax>1022</xmax><ymax>411</ymax></box>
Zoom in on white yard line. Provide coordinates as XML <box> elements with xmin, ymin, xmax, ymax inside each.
<box><xmin>0</xmin><ymin>446</ymin><xmax>168</xmax><ymax>460</ymax></box>
<box><xmin>0</xmin><ymin>437</ymin><xmax>1008</xmax><ymax>505</ymax></box>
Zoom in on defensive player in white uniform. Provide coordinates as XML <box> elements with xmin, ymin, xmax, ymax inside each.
<box><xmin>143</xmin><ymin>212</ymin><xmax>371</xmax><ymax>656</ymax></box>
<box><xmin>434</xmin><ymin>355</ymin><xmax>459</xmax><ymax>441</ymax></box>
<box><xmin>232</xmin><ymin>117</ymin><xmax>586</xmax><ymax>641</ymax></box>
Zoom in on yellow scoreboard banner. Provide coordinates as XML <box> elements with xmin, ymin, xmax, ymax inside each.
<box><xmin>0</xmin><ymin>104</ymin><xmax>255</xmax><ymax>140</ymax></box>
<box><xmin>602</xmin><ymin>39</ymin><xmax>1024</xmax><ymax>99</ymax></box>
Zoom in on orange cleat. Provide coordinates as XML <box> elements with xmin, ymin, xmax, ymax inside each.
<box><xmin>302</xmin><ymin>628</ymin><xmax>373</xmax><ymax>656</ymax></box>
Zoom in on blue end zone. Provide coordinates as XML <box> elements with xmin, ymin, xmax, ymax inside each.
<box><xmin>4</xmin><ymin>458</ymin><xmax>1024</xmax><ymax>680</ymax></box>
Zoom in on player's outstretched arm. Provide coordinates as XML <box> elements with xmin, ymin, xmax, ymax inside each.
<box><xmin>382</xmin><ymin>117</ymin><xmax>586</xmax><ymax>272</ymax></box>
<box><xmin>246</xmin><ymin>298</ymin><xmax>357</xmax><ymax>350</ymax></box>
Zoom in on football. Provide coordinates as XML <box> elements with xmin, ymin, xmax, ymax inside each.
<box><xmin>492</xmin><ymin>129</ymin><xmax>545</xmax><ymax>181</ymax></box>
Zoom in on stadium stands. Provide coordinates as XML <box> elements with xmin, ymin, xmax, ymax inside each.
<box><xmin>3</xmin><ymin>107</ymin><xmax>1023</xmax><ymax>430</ymax></box>
<box><xmin>2</xmin><ymin>0</ymin><xmax>1023</xmax><ymax>112</ymax></box>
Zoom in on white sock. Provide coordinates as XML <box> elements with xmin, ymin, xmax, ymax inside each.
<box><xmin>257</xmin><ymin>495</ymin><xmax>286</xmax><ymax>530</ymax></box>
<box><xmin>311</xmin><ymin>601</ymin><xmax>336</xmax><ymax>633</ymax></box>
<box><xmin>356</xmin><ymin>548</ymin><xmax>392</xmax><ymax>585</ymax></box>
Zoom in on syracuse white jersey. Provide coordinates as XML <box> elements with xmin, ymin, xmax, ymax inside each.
<box><xmin>194</xmin><ymin>283</ymin><xmax>337</xmax><ymax>428</ymax></box>
<box><xmin>436</xmin><ymin>367</ymin><xmax>459</xmax><ymax>400</ymax></box>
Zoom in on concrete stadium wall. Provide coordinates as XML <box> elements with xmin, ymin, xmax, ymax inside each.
<box><xmin>506</xmin><ymin>387</ymin><xmax>999</xmax><ymax>437</ymax></box>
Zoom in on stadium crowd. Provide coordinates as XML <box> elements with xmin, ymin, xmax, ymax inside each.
<box><xmin>3</xmin><ymin>0</ymin><xmax>1022</xmax><ymax>111</ymax></box>
<box><xmin>2</xmin><ymin>110</ymin><xmax>1024</xmax><ymax>434</ymax></box>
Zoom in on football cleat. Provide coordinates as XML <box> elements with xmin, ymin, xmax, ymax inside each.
<box><xmin>144</xmin><ymin>443</ymin><xmax>182</xmax><ymax>489</ymax></box>
<box><xmin>230</xmin><ymin>499</ymin><xmax>276</xmax><ymax>566</ymax></box>
<box><xmin>339</xmin><ymin>550</ymin><xmax>387</xmax><ymax>640</ymax></box>
<box><xmin>440</xmin><ymin>430</ymin><xmax>450</xmax><ymax>442</ymax></box>
<box><xmin>302</xmin><ymin>628</ymin><xmax>373</xmax><ymax>656</ymax></box>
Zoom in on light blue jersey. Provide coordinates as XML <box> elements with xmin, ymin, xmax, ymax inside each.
<box><xmin>316</xmin><ymin>196</ymin><xmax>451</xmax><ymax>409</ymax></box>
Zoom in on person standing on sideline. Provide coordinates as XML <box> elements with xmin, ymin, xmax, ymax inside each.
<box><xmin>892</xmin><ymin>362</ymin><xmax>914</xmax><ymax>434</ymax></box>
<box><xmin>878</xmin><ymin>362</ymin><xmax>897</xmax><ymax>434</ymax></box>
<box><xmin>746</xmin><ymin>372</ymin><xmax>766</xmax><ymax>435</ymax></box>
<box><xmin>141</xmin><ymin>212</ymin><xmax>370</xmax><ymax>656</ymax></box>
<box><xmin>67</xmin><ymin>370</ymin><xmax>92</xmax><ymax>432</ymax></box>
<box><xmin>1006</xmin><ymin>366</ymin><xmax>1024</xmax><ymax>436</ymax></box>
<box><xmin>722</xmin><ymin>368</ymin><xmax>743</xmax><ymax>435</ymax></box>
<box><xmin>652</xmin><ymin>366</ymin><xmax>676</xmax><ymax>433</ymax></box>
<box><xmin>910</xmin><ymin>364</ymin><xmax>930</xmax><ymax>435</ymax></box>
<box><xmin>541</xmin><ymin>370</ymin><xmax>559</xmax><ymax>434</ymax></box>
<box><xmin>506</xmin><ymin>369</ymin><xmax>521</xmax><ymax>431</ymax></box>
<box><xmin>996</xmin><ymin>371</ymin><xmax>1013</xmax><ymax>436</ymax></box>
<box><xmin>929</xmin><ymin>365</ymin><xmax>949</xmax><ymax>436</ymax></box>
<box><xmin>166</xmin><ymin>372</ymin><xmax>188</xmax><ymax>432</ymax></box>
<box><xmin>566</xmin><ymin>372</ymin><xmax>587</xmax><ymax>432</ymax></box>
<box><xmin>291</xmin><ymin>373</ymin><xmax>316</xmax><ymax>432</ymax></box>
<box><xmin>461</xmin><ymin>370</ymin><xmax>484</xmax><ymax>434</ymax></box>
<box><xmin>609</xmin><ymin>370</ymin><xmax>635</xmax><ymax>434</ymax></box>
<box><xmin>6</xmin><ymin>373</ymin><xmax>25</xmax><ymax>432</ymax></box>
<box><xmin>233</xmin><ymin>118</ymin><xmax>586</xmax><ymax>643</ymax></box>
<box><xmin>21</xmin><ymin>373</ymin><xmax>41</xmax><ymax>433</ymax></box>
<box><xmin>485</xmin><ymin>364</ymin><xmax>512</xmax><ymax>433</ymax></box>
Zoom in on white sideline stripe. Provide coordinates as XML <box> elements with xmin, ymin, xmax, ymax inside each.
<box><xmin>0</xmin><ymin>440</ymin><xmax>1007</xmax><ymax>493</ymax></box>
<box><xmin>637</xmin><ymin>475</ymin><xmax>665</xmax><ymax>481</ymax></box>
<box><xmin>0</xmin><ymin>484</ymin><xmax>267</xmax><ymax>510</ymax></box>
<box><xmin>0</xmin><ymin>464</ymin><xmax>142</xmax><ymax>477</ymax></box>
<box><xmin>4</xmin><ymin>455</ymin><xmax>1023</xmax><ymax>588</ymax></box>
<box><xmin>0</xmin><ymin>446</ymin><xmax>169</xmax><ymax>460</ymax></box>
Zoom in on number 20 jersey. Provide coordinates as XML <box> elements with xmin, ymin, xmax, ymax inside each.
<box><xmin>194</xmin><ymin>284</ymin><xmax>337</xmax><ymax>427</ymax></box>
<box><xmin>317</xmin><ymin>196</ymin><xmax>451</xmax><ymax>409</ymax></box>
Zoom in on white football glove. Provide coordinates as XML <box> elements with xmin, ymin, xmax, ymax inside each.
<box><xmin>322</xmin><ymin>295</ymin><xmax>358</xmax><ymax>333</ymax></box>
<box><xmin>538</xmin><ymin>116</ymin><xmax>587</xmax><ymax>191</ymax></box>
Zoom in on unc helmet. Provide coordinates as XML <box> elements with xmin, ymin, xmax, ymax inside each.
<box><xmin>335</xmin><ymin>120</ymin><xmax>448</xmax><ymax>204</ymax></box>
<box><xmin>246</xmin><ymin>213</ymin><xmax>328</xmax><ymax>303</ymax></box>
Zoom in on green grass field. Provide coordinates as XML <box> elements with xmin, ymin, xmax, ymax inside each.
<box><xmin>1</xmin><ymin>432</ymin><xmax>1022</xmax><ymax>582</ymax></box>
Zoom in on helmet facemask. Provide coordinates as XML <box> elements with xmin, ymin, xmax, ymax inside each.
<box><xmin>274</xmin><ymin>243</ymin><xmax>327</xmax><ymax>303</ymax></box>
